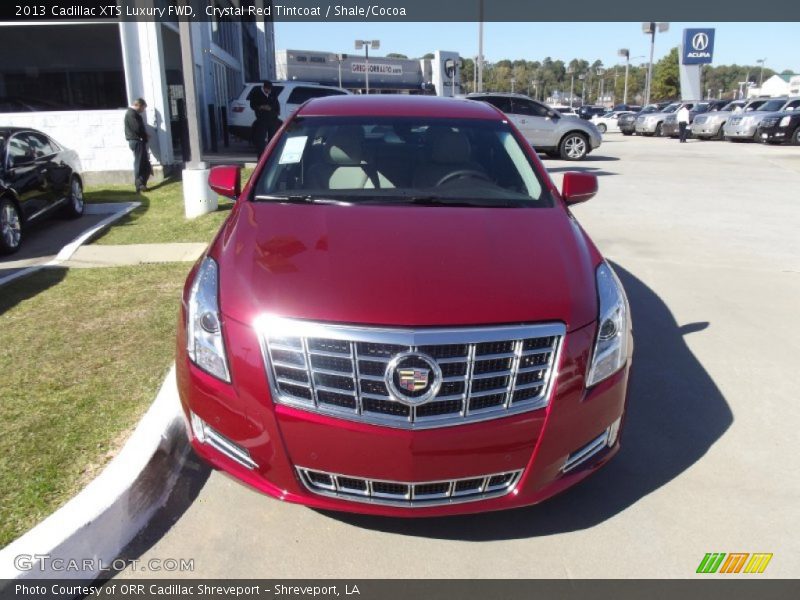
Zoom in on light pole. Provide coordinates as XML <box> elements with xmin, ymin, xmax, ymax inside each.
<box><xmin>532</xmin><ymin>79</ymin><xmax>539</xmax><ymax>101</ymax></box>
<box><xmin>642</xmin><ymin>21</ymin><xmax>669</xmax><ymax>105</ymax></box>
<box><xmin>511</xmin><ymin>77</ymin><xmax>516</xmax><ymax>93</ymax></box>
<box><xmin>336</xmin><ymin>53</ymin><xmax>348</xmax><ymax>88</ymax></box>
<box><xmin>567</xmin><ymin>66</ymin><xmax>575</xmax><ymax>107</ymax></box>
<box><xmin>596</xmin><ymin>67</ymin><xmax>606</xmax><ymax>105</ymax></box>
<box><xmin>756</xmin><ymin>58</ymin><xmax>767</xmax><ymax>87</ymax></box>
<box><xmin>477</xmin><ymin>0</ymin><xmax>484</xmax><ymax>92</ymax></box>
<box><xmin>618</xmin><ymin>48</ymin><xmax>630</xmax><ymax>105</ymax></box>
<box><xmin>718</xmin><ymin>88</ymin><xmax>723</xmax><ymax>100</ymax></box>
<box><xmin>473</xmin><ymin>55</ymin><xmax>479</xmax><ymax>93</ymax></box>
<box><xmin>579</xmin><ymin>73</ymin><xmax>586</xmax><ymax>104</ymax></box>
<box><xmin>354</xmin><ymin>39</ymin><xmax>380</xmax><ymax>94</ymax></box>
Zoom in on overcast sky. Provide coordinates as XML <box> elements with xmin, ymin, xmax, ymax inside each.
<box><xmin>274</xmin><ymin>22</ymin><xmax>799</xmax><ymax>74</ymax></box>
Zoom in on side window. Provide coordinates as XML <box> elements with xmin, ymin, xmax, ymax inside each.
<box><xmin>512</xmin><ymin>99</ymin><xmax>549</xmax><ymax>117</ymax></box>
<box><xmin>7</xmin><ymin>136</ymin><xmax>34</xmax><ymax>167</ymax></box>
<box><xmin>287</xmin><ymin>87</ymin><xmax>322</xmax><ymax>105</ymax></box>
<box><xmin>23</xmin><ymin>133</ymin><xmax>55</xmax><ymax>156</ymax></box>
<box><xmin>482</xmin><ymin>96</ymin><xmax>512</xmax><ymax>113</ymax></box>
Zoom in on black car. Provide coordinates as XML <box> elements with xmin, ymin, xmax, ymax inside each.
<box><xmin>0</xmin><ymin>127</ymin><xmax>84</xmax><ymax>254</ymax></box>
<box><xmin>612</xmin><ymin>103</ymin><xmax>642</xmax><ymax>112</ymax></box>
<box><xmin>577</xmin><ymin>105</ymin><xmax>608</xmax><ymax>120</ymax></box>
<box><xmin>756</xmin><ymin>111</ymin><xmax>800</xmax><ymax>145</ymax></box>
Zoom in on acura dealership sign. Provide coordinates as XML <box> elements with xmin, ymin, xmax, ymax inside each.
<box><xmin>682</xmin><ymin>28</ymin><xmax>715</xmax><ymax>64</ymax></box>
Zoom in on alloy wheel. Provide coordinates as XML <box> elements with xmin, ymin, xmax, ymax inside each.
<box><xmin>71</xmin><ymin>179</ymin><xmax>84</xmax><ymax>213</ymax></box>
<box><xmin>564</xmin><ymin>135</ymin><xmax>587</xmax><ymax>160</ymax></box>
<box><xmin>1</xmin><ymin>202</ymin><xmax>22</xmax><ymax>250</ymax></box>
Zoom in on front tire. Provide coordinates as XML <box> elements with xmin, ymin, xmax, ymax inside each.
<box><xmin>597</xmin><ymin>123</ymin><xmax>607</xmax><ymax>134</ymax></box>
<box><xmin>622</xmin><ymin>131</ymin><xmax>633</xmax><ymax>136</ymax></box>
<box><xmin>654</xmin><ymin>123</ymin><xmax>663</xmax><ymax>137</ymax></box>
<box><xmin>792</xmin><ymin>127</ymin><xmax>800</xmax><ymax>146</ymax></box>
<box><xmin>0</xmin><ymin>197</ymin><xmax>23</xmax><ymax>255</ymax></box>
<box><xmin>559</xmin><ymin>133</ymin><xmax>589</xmax><ymax>161</ymax></box>
<box><xmin>62</xmin><ymin>177</ymin><xmax>84</xmax><ymax>219</ymax></box>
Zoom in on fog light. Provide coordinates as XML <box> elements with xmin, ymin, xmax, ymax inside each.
<box><xmin>189</xmin><ymin>411</ymin><xmax>257</xmax><ymax>470</ymax></box>
<box><xmin>190</xmin><ymin>412</ymin><xmax>207</xmax><ymax>443</ymax></box>
<box><xmin>607</xmin><ymin>417</ymin><xmax>621</xmax><ymax>447</ymax></box>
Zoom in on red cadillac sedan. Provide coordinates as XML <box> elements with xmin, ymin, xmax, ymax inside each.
<box><xmin>177</xmin><ymin>95</ymin><xmax>632</xmax><ymax>516</ymax></box>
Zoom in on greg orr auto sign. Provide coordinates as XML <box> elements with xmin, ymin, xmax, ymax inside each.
<box><xmin>682</xmin><ymin>28</ymin><xmax>715</xmax><ymax>65</ymax></box>
<box><xmin>352</xmin><ymin>63</ymin><xmax>403</xmax><ymax>75</ymax></box>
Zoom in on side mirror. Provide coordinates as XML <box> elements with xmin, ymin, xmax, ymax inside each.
<box><xmin>561</xmin><ymin>172</ymin><xmax>598</xmax><ymax>206</ymax></box>
<box><xmin>208</xmin><ymin>165</ymin><xmax>242</xmax><ymax>200</ymax></box>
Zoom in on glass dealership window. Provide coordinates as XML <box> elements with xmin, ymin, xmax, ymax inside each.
<box><xmin>0</xmin><ymin>24</ymin><xmax>126</xmax><ymax>112</ymax></box>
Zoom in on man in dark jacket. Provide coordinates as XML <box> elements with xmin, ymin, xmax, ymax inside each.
<box><xmin>124</xmin><ymin>98</ymin><xmax>152</xmax><ymax>193</ymax></box>
<box><xmin>247</xmin><ymin>81</ymin><xmax>281</xmax><ymax>154</ymax></box>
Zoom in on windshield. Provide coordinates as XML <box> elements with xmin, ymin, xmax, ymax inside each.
<box><xmin>662</xmin><ymin>103</ymin><xmax>680</xmax><ymax>113</ymax></box>
<box><xmin>252</xmin><ymin>117</ymin><xmax>552</xmax><ymax>208</ymax></box>
<box><xmin>758</xmin><ymin>99</ymin><xmax>787</xmax><ymax>112</ymax></box>
<box><xmin>719</xmin><ymin>102</ymin><xmax>741</xmax><ymax>112</ymax></box>
<box><xmin>745</xmin><ymin>100</ymin><xmax>767</xmax><ymax>111</ymax></box>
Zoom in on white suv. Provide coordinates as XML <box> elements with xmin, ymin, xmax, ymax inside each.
<box><xmin>229</xmin><ymin>81</ymin><xmax>351</xmax><ymax>146</ymax></box>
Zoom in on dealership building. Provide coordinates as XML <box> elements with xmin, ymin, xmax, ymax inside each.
<box><xmin>276</xmin><ymin>49</ymin><xmax>463</xmax><ymax>96</ymax></box>
<box><xmin>0</xmin><ymin>7</ymin><xmax>275</xmax><ymax>182</ymax></box>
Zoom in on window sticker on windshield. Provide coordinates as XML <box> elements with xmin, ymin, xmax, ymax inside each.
<box><xmin>279</xmin><ymin>136</ymin><xmax>308</xmax><ymax>164</ymax></box>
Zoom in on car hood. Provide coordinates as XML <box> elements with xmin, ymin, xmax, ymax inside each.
<box><xmin>215</xmin><ymin>202</ymin><xmax>599</xmax><ymax>331</ymax></box>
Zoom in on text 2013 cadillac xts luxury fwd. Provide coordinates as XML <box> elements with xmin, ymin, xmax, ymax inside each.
<box><xmin>177</xmin><ymin>96</ymin><xmax>632</xmax><ymax>516</ymax></box>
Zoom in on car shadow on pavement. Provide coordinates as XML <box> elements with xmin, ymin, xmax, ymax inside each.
<box><xmin>0</xmin><ymin>266</ymin><xmax>67</xmax><ymax>314</ymax></box>
<box><xmin>321</xmin><ymin>263</ymin><xmax>733</xmax><ymax>540</ymax></box>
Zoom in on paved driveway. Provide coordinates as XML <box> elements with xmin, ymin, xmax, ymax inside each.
<box><xmin>121</xmin><ymin>135</ymin><xmax>800</xmax><ymax>578</ymax></box>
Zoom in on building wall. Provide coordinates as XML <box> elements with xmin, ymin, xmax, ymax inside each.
<box><xmin>1</xmin><ymin>109</ymin><xmax>140</xmax><ymax>180</ymax></box>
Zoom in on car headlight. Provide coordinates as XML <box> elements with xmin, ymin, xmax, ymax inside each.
<box><xmin>187</xmin><ymin>256</ymin><xmax>230</xmax><ymax>382</ymax></box>
<box><xmin>780</xmin><ymin>116</ymin><xmax>791</xmax><ymax>127</ymax></box>
<box><xmin>586</xmin><ymin>262</ymin><xmax>630</xmax><ymax>386</ymax></box>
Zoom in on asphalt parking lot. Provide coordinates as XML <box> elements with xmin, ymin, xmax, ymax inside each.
<box><xmin>121</xmin><ymin>134</ymin><xmax>800</xmax><ymax>578</ymax></box>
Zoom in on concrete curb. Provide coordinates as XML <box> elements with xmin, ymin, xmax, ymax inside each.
<box><xmin>0</xmin><ymin>366</ymin><xmax>189</xmax><ymax>580</ymax></box>
<box><xmin>0</xmin><ymin>201</ymin><xmax>140</xmax><ymax>288</ymax></box>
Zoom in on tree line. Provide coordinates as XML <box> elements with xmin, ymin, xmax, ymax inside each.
<box><xmin>457</xmin><ymin>49</ymin><xmax>783</xmax><ymax>105</ymax></box>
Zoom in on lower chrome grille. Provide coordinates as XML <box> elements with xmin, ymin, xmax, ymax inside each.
<box><xmin>297</xmin><ymin>467</ymin><xmax>523</xmax><ymax>507</ymax></box>
<box><xmin>256</xmin><ymin>316</ymin><xmax>564</xmax><ymax>429</ymax></box>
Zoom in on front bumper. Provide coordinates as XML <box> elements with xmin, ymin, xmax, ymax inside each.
<box><xmin>662</xmin><ymin>122</ymin><xmax>680</xmax><ymax>136</ymax></box>
<box><xmin>691</xmin><ymin>120</ymin><xmax>721</xmax><ymax>137</ymax></box>
<box><xmin>177</xmin><ymin>312</ymin><xmax>630</xmax><ymax>516</ymax></box>
<box><xmin>635</xmin><ymin>120</ymin><xmax>658</xmax><ymax>133</ymax></box>
<box><xmin>757</xmin><ymin>125</ymin><xmax>790</xmax><ymax>144</ymax></box>
<box><xmin>724</xmin><ymin>123</ymin><xmax>757</xmax><ymax>139</ymax></box>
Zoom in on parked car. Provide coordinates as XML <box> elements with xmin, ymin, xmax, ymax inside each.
<box><xmin>182</xmin><ymin>95</ymin><xmax>632</xmax><ymax>517</ymax></box>
<box><xmin>228</xmin><ymin>81</ymin><xmax>351</xmax><ymax>147</ymax></box>
<box><xmin>577</xmin><ymin>105</ymin><xmax>608</xmax><ymax>120</ymax></box>
<box><xmin>591</xmin><ymin>111</ymin><xmax>634</xmax><ymax>134</ymax></box>
<box><xmin>660</xmin><ymin>100</ymin><xmax>727</xmax><ymax>138</ymax></box>
<box><xmin>756</xmin><ymin>111</ymin><xmax>800</xmax><ymax>145</ymax></box>
<box><xmin>0</xmin><ymin>127</ymin><xmax>83</xmax><ymax>254</ymax></box>
<box><xmin>635</xmin><ymin>101</ymin><xmax>705</xmax><ymax>137</ymax></box>
<box><xmin>552</xmin><ymin>106</ymin><xmax>580</xmax><ymax>117</ymax></box>
<box><xmin>724</xmin><ymin>97</ymin><xmax>800</xmax><ymax>142</ymax></box>
<box><xmin>467</xmin><ymin>93</ymin><xmax>602</xmax><ymax>160</ymax></box>
<box><xmin>618</xmin><ymin>104</ymin><xmax>660</xmax><ymax>136</ymax></box>
<box><xmin>690</xmin><ymin>99</ymin><xmax>750</xmax><ymax>140</ymax></box>
<box><xmin>611</xmin><ymin>104</ymin><xmax>642</xmax><ymax>113</ymax></box>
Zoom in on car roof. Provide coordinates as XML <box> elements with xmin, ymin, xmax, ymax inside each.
<box><xmin>0</xmin><ymin>126</ymin><xmax>41</xmax><ymax>136</ymax></box>
<box><xmin>466</xmin><ymin>92</ymin><xmax>536</xmax><ymax>100</ymax></box>
<box><xmin>297</xmin><ymin>95</ymin><xmax>504</xmax><ymax>120</ymax></box>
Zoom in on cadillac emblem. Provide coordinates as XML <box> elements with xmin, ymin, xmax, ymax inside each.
<box><xmin>385</xmin><ymin>351</ymin><xmax>442</xmax><ymax>406</ymax></box>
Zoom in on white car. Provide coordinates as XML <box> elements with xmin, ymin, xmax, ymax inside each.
<box><xmin>552</xmin><ymin>105</ymin><xmax>580</xmax><ymax>117</ymax></box>
<box><xmin>591</xmin><ymin>111</ymin><xmax>634</xmax><ymax>134</ymax></box>
<box><xmin>229</xmin><ymin>81</ymin><xmax>351</xmax><ymax>146</ymax></box>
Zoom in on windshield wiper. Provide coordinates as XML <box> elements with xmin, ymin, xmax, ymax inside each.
<box><xmin>254</xmin><ymin>194</ymin><xmax>351</xmax><ymax>205</ymax></box>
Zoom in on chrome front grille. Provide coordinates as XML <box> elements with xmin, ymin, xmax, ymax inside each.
<box><xmin>297</xmin><ymin>467</ymin><xmax>523</xmax><ymax>507</ymax></box>
<box><xmin>256</xmin><ymin>316</ymin><xmax>564</xmax><ymax>429</ymax></box>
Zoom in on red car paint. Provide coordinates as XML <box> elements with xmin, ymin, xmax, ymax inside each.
<box><xmin>177</xmin><ymin>95</ymin><xmax>632</xmax><ymax>516</ymax></box>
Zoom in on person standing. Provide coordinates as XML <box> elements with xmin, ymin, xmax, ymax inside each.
<box><xmin>247</xmin><ymin>81</ymin><xmax>281</xmax><ymax>155</ymax></box>
<box><xmin>677</xmin><ymin>104</ymin><xmax>691</xmax><ymax>143</ymax></box>
<box><xmin>124</xmin><ymin>98</ymin><xmax>152</xmax><ymax>193</ymax></box>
